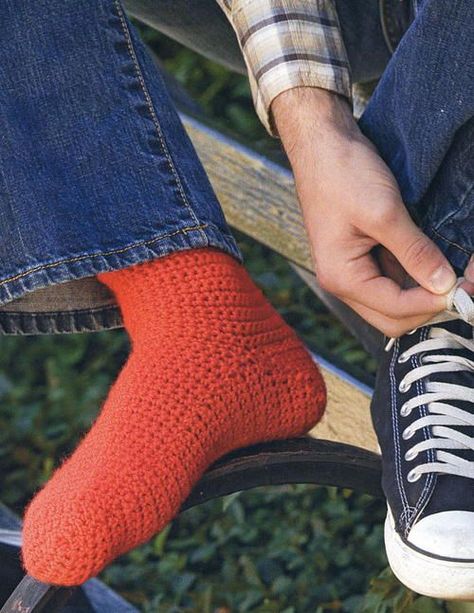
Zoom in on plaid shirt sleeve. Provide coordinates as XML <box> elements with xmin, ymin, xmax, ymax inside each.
<box><xmin>216</xmin><ymin>0</ymin><xmax>352</xmax><ymax>135</ymax></box>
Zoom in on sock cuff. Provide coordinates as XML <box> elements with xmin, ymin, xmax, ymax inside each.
<box><xmin>96</xmin><ymin>247</ymin><xmax>268</xmax><ymax>336</ymax></box>
<box><xmin>97</xmin><ymin>248</ymin><xmax>242</xmax><ymax>291</ymax></box>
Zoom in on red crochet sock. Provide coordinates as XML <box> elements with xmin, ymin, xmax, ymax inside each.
<box><xmin>22</xmin><ymin>248</ymin><xmax>326</xmax><ymax>585</ymax></box>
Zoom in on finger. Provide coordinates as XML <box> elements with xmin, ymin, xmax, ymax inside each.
<box><xmin>331</xmin><ymin>253</ymin><xmax>448</xmax><ymax>318</ymax></box>
<box><xmin>353</xmin><ymin>276</ymin><xmax>448</xmax><ymax>318</ymax></box>
<box><xmin>370</xmin><ymin>205</ymin><xmax>457</xmax><ymax>295</ymax></box>
<box><xmin>464</xmin><ymin>255</ymin><xmax>474</xmax><ymax>284</ymax></box>
<box><xmin>344</xmin><ymin>297</ymin><xmax>435</xmax><ymax>338</ymax></box>
<box><xmin>459</xmin><ymin>279</ymin><xmax>474</xmax><ymax>295</ymax></box>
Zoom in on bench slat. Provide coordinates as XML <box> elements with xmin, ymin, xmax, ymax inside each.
<box><xmin>312</xmin><ymin>357</ymin><xmax>378</xmax><ymax>453</ymax></box>
<box><xmin>182</xmin><ymin>114</ymin><xmax>313</xmax><ymax>272</ymax></box>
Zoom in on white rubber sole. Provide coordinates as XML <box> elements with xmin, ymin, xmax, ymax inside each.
<box><xmin>384</xmin><ymin>509</ymin><xmax>474</xmax><ymax>600</ymax></box>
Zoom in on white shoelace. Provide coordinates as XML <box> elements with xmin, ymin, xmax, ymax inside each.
<box><xmin>385</xmin><ymin>283</ymin><xmax>474</xmax><ymax>482</ymax></box>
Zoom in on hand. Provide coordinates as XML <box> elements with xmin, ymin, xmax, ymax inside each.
<box><xmin>464</xmin><ymin>256</ymin><xmax>474</xmax><ymax>286</ymax></box>
<box><xmin>272</xmin><ymin>87</ymin><xmax>459</xmax><ymax>337</ymax></box>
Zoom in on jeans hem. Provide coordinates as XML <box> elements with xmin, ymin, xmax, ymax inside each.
<box><xmin>0</xmin><ymin>305</ymin><xmax>124</xmax><ymax>336</ymax></box>
<box><xmin>0</xmin><ymin>222</ymin><xmax>241</xmax><ymax>335</ymax></box>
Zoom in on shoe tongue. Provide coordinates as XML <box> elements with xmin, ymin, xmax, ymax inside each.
<box><xmin>434</xmin><ymin>318</ymin><xmax>474</xmax><ymax>338</ymax></box>
<box><xmin>419</xmin><ymin>318</ymin><xmax>474</xmax><ymax>514</ymax></box>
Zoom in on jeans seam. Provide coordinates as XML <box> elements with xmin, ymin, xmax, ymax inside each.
<box><xmin>0</xmin><ymin>305</ymin><xmax>118</xmax><ymax>317</ymax></box>
<box><xmin>429</xmin><ymin>155</ymin><xmax>474</xmax><ymax>231</ymax></box>
<box><xmin>380</xmin><ymin>0</ymin><xmax>397</xmax><ymax>54</ymax></box>
<box><xmin>380</xmin><ymin>0</ymin><xmax>411</xmax><ymax>55</ymax></box>
<box><xmin>0</xmin><ymin>306</ymin><xmax>123</xmax><ymax>336</ymax></box>
<box><xmin>429</xmin><ymin>225</ymin><xmax>471</xmax><ymax>255</ymax></box>
<box><xmin>113</xmin><ymin>0</ymin><xmax>207</xmax><ymax>239</ymax></box>
<box><xmin>0</xmin><ymin>223</ymin><xmax>208</xmax><ymax>287</ymax></box>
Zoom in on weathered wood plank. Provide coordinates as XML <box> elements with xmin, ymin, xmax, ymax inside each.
<box><xmin>182</xmin><ymin>113</ymin><xmax>314</xmax><ymax>272</ymax></box>
<box><xmin>310</xmin><ymin>356</ymin><xmax>378</xmax><ymax>454</ymax></box>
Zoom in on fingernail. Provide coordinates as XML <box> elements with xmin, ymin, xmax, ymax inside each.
<box><xmin>465</xmin><ymin>254</ymin><xmax>474</xmax><ymax>282</ymax></box>
<box><xmin>430</xmin><ymin>265</ymin><xmax>456</xmax><ymax>293</ymax></box>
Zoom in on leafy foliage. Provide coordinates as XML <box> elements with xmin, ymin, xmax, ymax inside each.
<box><xmin>102</xmin><ymin>487</ymin><xmax>387</xmax><ymax>611</ymax></box>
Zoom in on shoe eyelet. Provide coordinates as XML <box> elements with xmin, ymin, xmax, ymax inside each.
<box><xmin>402</xmin><ymin>427</ymin><xmax>414</xmax><ymax>440</ymax></box>
<box><xmin>407</xmin><ymin>469</ymin><xmax>421</xmax><ymax>482</ymax></box>
<box><xmin>404</xmin><ymin>449</ymin><xmax>417</xmax><ymax>461</ymax></box>
<box><xmin>397</xmin><ymin>353</ymin><xmax>409</xmax><ymax>364</ymax></box>
<box><xmin>400</xmin><ymin>403</ymin><xmax>411</xmax><ymax>417</ymax></box>
<box><xmin>399</xmin><ymin>380</ymin><xmax>411</xmax><ymax>393</ymax></box>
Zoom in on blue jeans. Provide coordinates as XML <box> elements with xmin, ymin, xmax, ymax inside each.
<box><xmin>0</xmin><ymin>0</ymin><xmax>240</xmax><ymax>335</ymax></box>
<box><xmin>0</xmin><ymin>0</ymin><xmax>472</xmax><ymax>335</ymax></box>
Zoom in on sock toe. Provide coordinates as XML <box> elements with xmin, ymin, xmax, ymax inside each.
<box><xmin>23</xmin><ymin>488</ymin><xmax>110</xmax><ymax>585</ymax></box>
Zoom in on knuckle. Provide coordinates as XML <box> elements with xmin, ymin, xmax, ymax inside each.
<box><xmin>403</xmin><ymin>235</ymin><xmax>436</xmax><ymax>268</ymax></box>
<box><xmin>367</xmin><ymin>201</ymin><xmax>399</xmax><ymax>228</ymax></box>
<box><xmin>386</xmin><ymin>296</ymin><xmax>414</xmax><ymax>319</ymax></box>
<box><xmin>382</xmin><ymin>305</ymin><xmax>402</xmax><ymax>319</ymax></box>
<box><xmin>316</xmin><ymin>268</ymin><xmax>337</xmax><ymax>294</ymax></box>
<box><xmin>381</xmin><ymin>321</ymin><xmax>404</xmax><ymax>338</ymax></box>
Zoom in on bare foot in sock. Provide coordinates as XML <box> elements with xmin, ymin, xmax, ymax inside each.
<box><xmin>22</xmin><ymin>248</ymin><xmax>326</xmax><ymax>585</ymax></box>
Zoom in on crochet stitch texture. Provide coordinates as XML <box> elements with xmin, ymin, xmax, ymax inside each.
<box><xmin>22</xmin><ymin>248</ymin><xmax>326</xmax><ymax>585</ymax></box>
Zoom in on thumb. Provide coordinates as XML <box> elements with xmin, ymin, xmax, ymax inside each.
<box><xmin>374</xmin><ymin>208</ymin><xmax>457</xmax><ymax>295</ymax></box>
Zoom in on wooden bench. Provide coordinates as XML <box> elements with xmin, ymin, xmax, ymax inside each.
<box><xmin>0</xmin><ymin>68</ymin><xmax>383</xmax><ymax>613</ymax></box>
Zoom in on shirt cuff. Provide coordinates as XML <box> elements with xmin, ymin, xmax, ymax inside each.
<box><xmin>229</xmin><ymin>0</ymin><xmax>352</xmax><ymax>136</ymax></box>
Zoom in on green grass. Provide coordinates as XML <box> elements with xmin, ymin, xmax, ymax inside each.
<box><xmin>0</xmin><ymin>23</ymin><xmax>465</xmax><ymax>613</ymax></box>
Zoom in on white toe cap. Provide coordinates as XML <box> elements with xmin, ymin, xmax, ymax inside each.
<box><xmin>408</xmin><ymin>511</ymin><xmax>474</xmax><ymax>560</ymax></box>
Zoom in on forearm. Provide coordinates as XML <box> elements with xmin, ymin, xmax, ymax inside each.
<box><xmin>271</xmin><ymin>87</ymin><xmax>358</xmax><ymax>158</ymax></box>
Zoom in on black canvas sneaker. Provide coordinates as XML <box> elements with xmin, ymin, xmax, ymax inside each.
<box><xmin>371</xmin><ymin>285</ymin><xmax>474</xmax><ymax>599</ymax></box>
